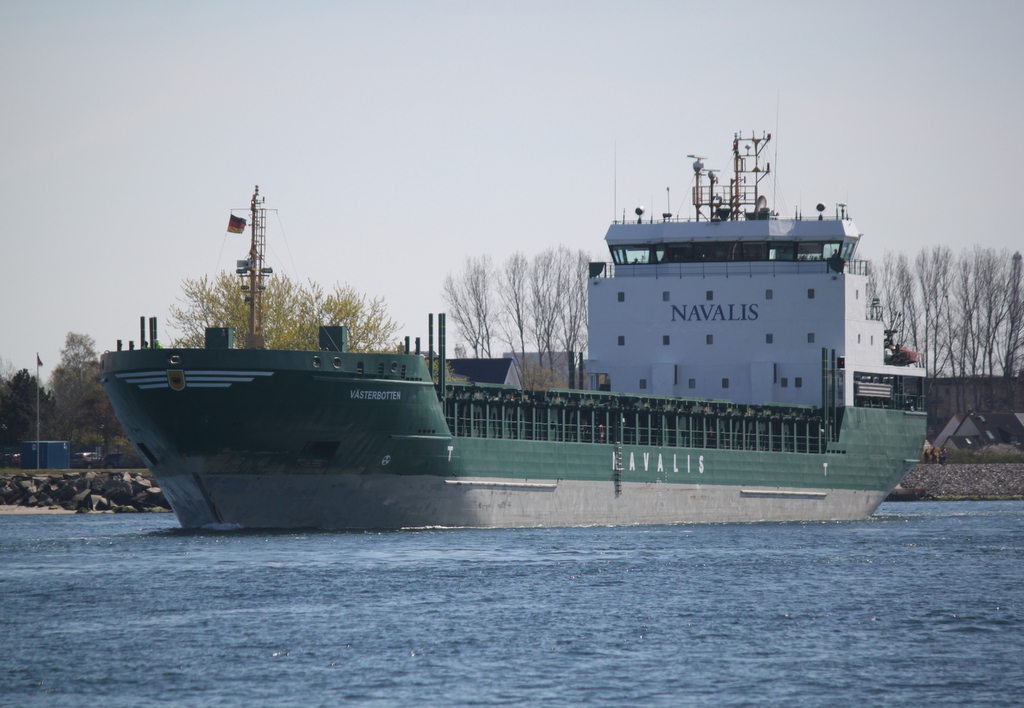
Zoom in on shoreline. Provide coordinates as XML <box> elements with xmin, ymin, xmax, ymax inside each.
<box><xmin>4</xmin><ymin>464</ymin><xmax>1022</xmax><ymax>515</ymax></box>
<box><xmin>890</xmin><ymin>462</ymin><xmax>1024</xmax><ymax>501</ymax></box>
<box><xmin>0</xmin><ymin>505</ymin><xmax>77</xmax><ymax>515</ymax></box>
<box><xmin>1</xmin><ymin>469</ymin><xmax>170</xmax><ymax>514</ymax></box>
<box><xmin>0</xmin><ymin>505</ymin><xmax>174</xmax><ymax>515</ymax></box>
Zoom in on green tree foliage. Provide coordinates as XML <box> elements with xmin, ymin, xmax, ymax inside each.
<box><xmin>0</xmin><ymin>369</ymin><xmax>52</xmax><ymax>446</ymax></box>
<box><xmin>48</xmin><ymin>333</ymin><xmax>123</xmax><ymax>450</ymax></box>
<box><xmin>167</xmin><ymin>271</ymin><xmax>401</xmax><ymax>352</ymax></box>
<box><xmin>518</xmin><ymin>359</ymin><xmax>565</xmax><ymax>391</ymax></box>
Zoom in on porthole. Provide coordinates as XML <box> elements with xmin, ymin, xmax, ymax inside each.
<box><xmin>391</xmin><ymin>361</ymin><xmax>398</xmax><ymax>373</ymax></box>
<box><xmin>333</xmin><ymin>357</ymin><xmax>341</xmax><ymax>369</ymax></box>
<box><xmin>168</xmin><ymin>355</ymin><xmax>181</xmax><ymax>364</ymax></box>
<box><xmin>312</xmin><ymin>356</ymin><xmax>321</xmax><ymax>368</ymax></box>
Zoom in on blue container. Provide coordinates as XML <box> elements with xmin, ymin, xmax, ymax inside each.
<box><xmin>20</xmin><ymin>441</ymin><xmax>70</xmax><ymax>470</ymax></box>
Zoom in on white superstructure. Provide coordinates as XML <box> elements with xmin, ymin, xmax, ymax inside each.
<box><xmin>587</xmin><ymin>132</ymin><xmax>925</xmax><ymax>410</ymax></box>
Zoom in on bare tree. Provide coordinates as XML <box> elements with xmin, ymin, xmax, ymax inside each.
<box><xmin>559</xmin><ymin>247</ymin><xmax>591</xmax><ymax>362</ymax></box>
<box><xmin>974</xmin><ymin>248</ymin><xmax>1009</xmax><ymax>377</ymax></box>
<box><xmin>1003</xmin><ymin>252</ymin><xmax>1024</xmax><ymax>379</ymax></box>
<box><xmin>530</xmin><ymin>249</ymin><xmax>561</xmax><ymax>371</ymax></box>
<box><xmin>916</xmin><ymin>245</ymin><xmax>953</xmax><ymax>376</ymax></box>
<box><xmin>895</xmin><ymin>253</ymin><xmax>920</xmax><ymax>352</ymax></box>
<box><xmin>442</xmin><ymin>255</ymin><xmax>495</xmax><ymax>358</ymax></box>
<box><xmin>951</xmin><ymin>249</ymin><xmax>983</xmax><ymax>378</ymax></box>
<box><xmin>876</xmin><ymin>251</ymin><xmax>914</xmax><ymax>349</ymax></box>
<box><xmin>497</xmin><ymin>252</ymin><xmax>530</xmax><ymax>362</ymax></box>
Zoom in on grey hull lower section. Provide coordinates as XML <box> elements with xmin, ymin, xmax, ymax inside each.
<box><xmin>156</xmin><ymin>470</ymin><xmax>889</xmax><ymax>529</ymax></box>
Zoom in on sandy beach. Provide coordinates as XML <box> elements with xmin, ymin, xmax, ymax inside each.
<box><xmin>0</xmin><ymin>505</ymin><xmax>77</xmax><ymax>515</ymax></box>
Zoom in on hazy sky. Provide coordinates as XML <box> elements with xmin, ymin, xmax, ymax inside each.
<box><xmin>2</xmin><ymin>0</ymin><xmax>1021</xmax><ymax>378</ymax></box>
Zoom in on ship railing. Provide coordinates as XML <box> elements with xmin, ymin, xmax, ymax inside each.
<box><xmin>850</xmin><ymin>372</ymin><xmax>924</xmax><ymax>411</ymax></box>
<box><xmin>443</xmin><ymin>383</ymin><xmax>828</xmax><ymax>454</ymax></box>
<box><xmin>610</xmin><ymin>215</ymin><xmax>851</xmax><ymax>226</ymax></box>
<box><xmin>591</xmin><ymin>259</ymin><xmax>870</xmax><ymax>279</ymax></box>
<box><xmin>853</xmin><ymin>391</ymin><xmax>925</xmax><ymax>412</ymax></box>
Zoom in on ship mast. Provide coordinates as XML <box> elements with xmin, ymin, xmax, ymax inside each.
<box><xmin>690</xmin><ymin>131</ymin><xmax>772</xmax><ymax>221</ymax></box>
<box><xmin>243</xmin><ymin>186</ymin><xmax>268</xmax><ymax>348</ymax></box>
<box><xmin>728</xmin><ymin>131</ymin><xmax>772</xmax><ymax>220</ymax></box>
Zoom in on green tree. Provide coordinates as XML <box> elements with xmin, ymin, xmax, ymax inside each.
<box><xmin>0</xmin><ymin>368</ymin><xmax>52</xmax><ymax>446</ymax></box>
<box><xmin>518</xmin><ymin>358</ymin><xmax>565</xmax><ymax>391</ymax></box>
<box><xmin>48</xmin><ymin>333</ymin><xmax>123</xmax><ymax>450</ymax></box>
<box><xmin>167</xmin><ymin>272</ymin><xmax>401</xmax><ymax>352</ymax></box>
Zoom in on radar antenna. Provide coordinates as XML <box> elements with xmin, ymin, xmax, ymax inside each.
<box><xmin>689</xmin><ymin>132</ymin><xmax>772</xmax><ymax>221</ymax></box>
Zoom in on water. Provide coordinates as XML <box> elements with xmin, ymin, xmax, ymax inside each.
<box><xmin>1</xmin><ymin>502</ymin><xmax>1022</xmax><ymax>707</ymax></box>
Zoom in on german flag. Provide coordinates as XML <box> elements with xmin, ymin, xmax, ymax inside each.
<box><xmin>227</xmin><ymin>214</ymin><xmax>247</xmax><ymax>233</ymax></box>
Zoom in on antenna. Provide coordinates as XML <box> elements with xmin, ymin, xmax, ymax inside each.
<box><xmin>773</xmin><ymin>91</ymin><xmax>780</xmax><ymax>214</ymax></box>
<box><xmin>687</xmin><ymin>154</ymin><xmax>709</xmax><ymax>220</ymax></box>
<box><xmin>237</xmin><ymin>186</ymin><xmax>270</xmax><ymax>348</ymax></box>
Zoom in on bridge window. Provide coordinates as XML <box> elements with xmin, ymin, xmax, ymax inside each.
<box><xmin>796</xmin><ymin>241</ymin><xmax>843</xmax><ymax>261</ymax></box>
<box><xmin>739</xmin><ymin>242</ymin><xmax>767</xmax><ymax>260</ymax></box>
<box><xmin>611</xmin><ymin>239</ymin><xmax>846</xmax><ymax>265</ymax></box>
<box><xmin>611</xmin><ymin>246</ymin><xmax>653</xmax><ymax>264</ymax></box>
<box><xmin>663</xmin><ymin>243</ymin><xmax>693</xmax><ymax>262</ymax></box>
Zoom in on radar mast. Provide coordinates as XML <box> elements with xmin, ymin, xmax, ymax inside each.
<box><xmin>691</xmin><ymin>132</ymin><xmax>772</xmax><ymax>221</ymax></box>
<box><xmin>241</xmin><ymin>186</ymin><xmax>270</xmax><ymax>348</ymax></box>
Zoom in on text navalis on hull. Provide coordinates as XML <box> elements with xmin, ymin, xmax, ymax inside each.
<box><xmin>101</xmin><ymin>139</ymin><xmax>926</xmax><ymax>529</ymax></box>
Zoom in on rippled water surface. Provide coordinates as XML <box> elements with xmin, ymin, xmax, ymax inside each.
<box><xmin>2</xmin><ymin>501</ymin><xmax>1022</xmax><ymax>707</ymax></box>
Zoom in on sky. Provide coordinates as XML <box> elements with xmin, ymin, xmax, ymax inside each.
<box><xmin>2</xmin><ymin>0</ymin><xmax>1022</xmax><ymax>380</ymax></box>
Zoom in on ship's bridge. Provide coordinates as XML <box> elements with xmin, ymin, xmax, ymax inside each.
<box><xmin>604</xmin><ymin>218</ymin><xmax>861</xmax><ymax>267</ymax></box>
<box><xmin>587</xmin><ymin>214</ymin><xmax>922</xmax><ymax>411</ymax></box>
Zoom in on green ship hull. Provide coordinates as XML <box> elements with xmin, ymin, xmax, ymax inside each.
<box><xmin>100</xmin><ymin>347</ymin><xmax>925</xmax><ymax>529</ymax></box>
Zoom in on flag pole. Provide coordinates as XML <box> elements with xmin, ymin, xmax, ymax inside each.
<box><xmin>35</xmin><ymin>353</ymin><xmax>41</xmax><ymax>469</ymax></box>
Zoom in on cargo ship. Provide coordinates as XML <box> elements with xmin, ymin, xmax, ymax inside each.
<box><xmin>100</xmin><ymin>134</ymin><xmax>926</xmax><ymax>529</ymax></box>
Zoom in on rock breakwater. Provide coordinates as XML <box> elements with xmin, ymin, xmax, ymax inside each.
<box><xmin>895</xmin><ymin>463</ymin><xmax>1024</xmax><ymax>500</ymax></box>
<box><xmin>0</xmin><ymin>470</ymin><xmax>169</xmax><ymax>512</ymax></box>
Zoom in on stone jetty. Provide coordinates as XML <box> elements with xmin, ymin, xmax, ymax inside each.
<box><xmin>0</xmin><ymin>470</ymin><xmax>169</xmax><ymax>512</ymax></box>
<box><xmin>891</xmin><ymin>463</ymin><xmax>1024</xmax><ymax>500</ymax></box>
